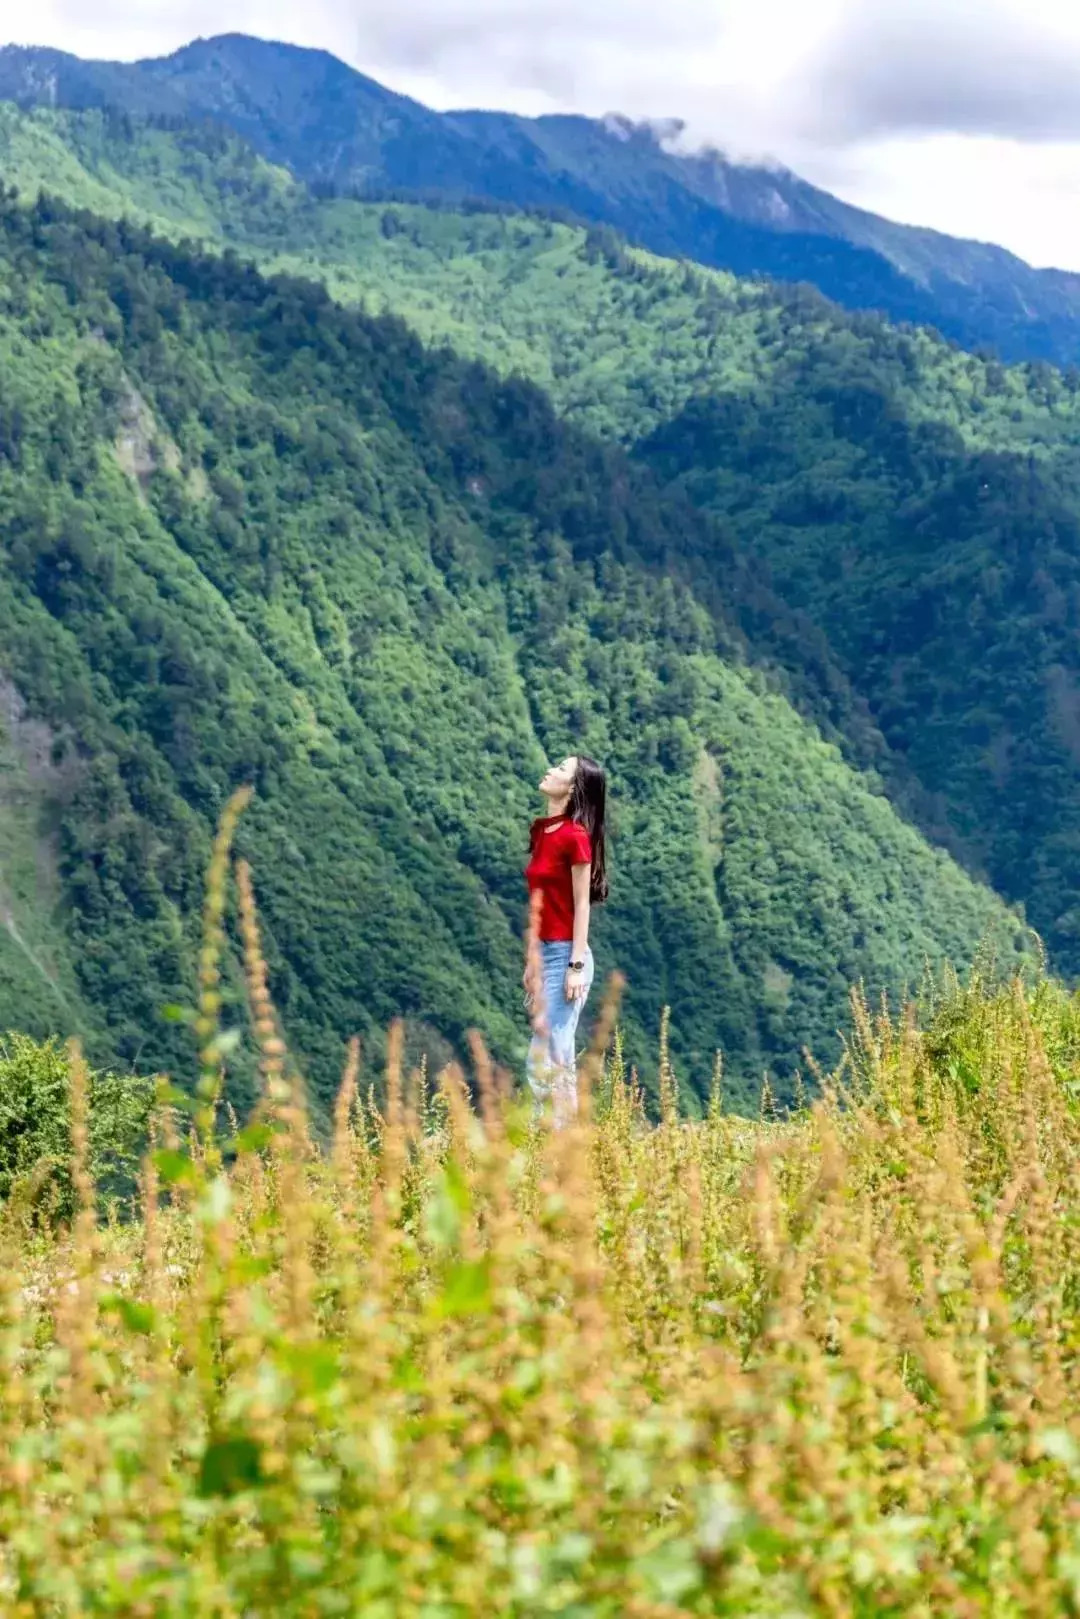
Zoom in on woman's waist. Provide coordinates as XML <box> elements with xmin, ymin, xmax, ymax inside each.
<box><xmin>538</xmin><ymin>938</ymin><xmax>593</xmax><ymax>959</ymax></box>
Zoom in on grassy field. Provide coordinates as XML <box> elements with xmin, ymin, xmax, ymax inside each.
<box><xmin>3</xmin><ymin>803</ymin><xmax>1080</xmax><ymax>1615</ymax></box>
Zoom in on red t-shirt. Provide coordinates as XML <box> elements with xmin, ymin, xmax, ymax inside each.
<box><xmin>525</xmin><ymin>815</ymin><xmax>593</xmax><ymax>942</ymax></box>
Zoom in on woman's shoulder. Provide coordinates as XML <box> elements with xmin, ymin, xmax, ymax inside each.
<box><xmin>562</xmin><ymin>817</ymin><xmax>592</xmax><ymax>854</ymax></box>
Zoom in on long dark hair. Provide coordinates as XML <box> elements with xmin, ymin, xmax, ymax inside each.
<box><xmin>567</xmin><ymin>755</ymin><xmax>609</xmax><ymax>904</ymax></box>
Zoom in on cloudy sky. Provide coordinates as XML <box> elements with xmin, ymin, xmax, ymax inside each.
<box><xmin>8</xmin><ymin>0</ymin><xmax>1080</xmax><ymax>269</ymax></box>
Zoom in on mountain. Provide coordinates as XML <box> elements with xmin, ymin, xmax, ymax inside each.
<box><xmin>0</xmin><ymin>184</ymin><xmax>1026</xmax><ymax>1110</ymax></box>
<box><xmin>7</xmin><ymin>105</ymin><xmax>1080</xmax><ymax>978</ymax></box>
<box><xmin>3</xmin><ymin>33</ymin><xmax>1080</xmax><ymax>366</ymax></box>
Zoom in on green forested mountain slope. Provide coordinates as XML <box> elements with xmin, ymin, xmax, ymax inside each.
<box><xmin>5</xmin><ymin>106</ymin><xmax>1080</xmax><ymax>973</ymax></box>
<box><xmin>639</xmin><ymin>384</ymin><xmax>1080</xmax><ymax>969</ymax></box>
<box><xmin>5</xmin><ymin>102</ymin><xmax>1080</xmax><ymax>474</ymax></box>
<box><xmin>4</xmin><ymin>34</ymin><xmax>1080</xmax><ymax>365</ymax></box>
<box><xmin>4</xmin><ymin>106</ymin><xmax>1080</xmax><ymax>455</ymax></box>
<box><xmin>0</xmin><ymin>679</ymin><xmax>101</xmax><ymax>1040</ymax></box>
<box><xmin>0</xmin><ymin>191</ymin><xmax>1023</xmax><ymax>1109</ymax></box>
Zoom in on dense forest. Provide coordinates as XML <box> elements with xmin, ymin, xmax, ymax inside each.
<box><xmin>6</xmin><ymin>105</ymin><xmax>1080</xmax><ymax>976</ymax></box>
<box><xmin>0</xmin><ymin>185</ymin><xmax>1024</xmax><ymax>1110</ymax></box>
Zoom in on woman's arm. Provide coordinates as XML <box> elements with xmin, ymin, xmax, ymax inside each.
<box><xmin>566</xmin><ymin>863</ymin><xmax>591</xmax><ymax>1002</ymax></box>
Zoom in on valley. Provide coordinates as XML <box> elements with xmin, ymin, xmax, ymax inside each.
<box><xmin>0</xmin><ymin>173</ymin><xmax>1029</xmax><ymax>1107</ymax></box>
<box><xmin>4</xmin><ymin>104</ymin><xmax>1080</xmax><ymax>975</ymax></box>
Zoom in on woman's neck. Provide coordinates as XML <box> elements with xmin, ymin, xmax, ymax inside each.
<box><xmin>544</xmin><ymin>794</ymin><xmax>570</xmax><ymax>819</ymax></box>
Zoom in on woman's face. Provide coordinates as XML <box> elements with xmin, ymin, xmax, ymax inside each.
<box><xmin>539</xmin><ymin>755</ymin><xmax>578</xmax><ymax>800</ymax></box>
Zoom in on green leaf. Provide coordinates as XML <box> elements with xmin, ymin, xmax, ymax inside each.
<box><xmin>443</xmin><ymin>1157</ymin><xmax>471</xmax><ymax>1214</ymax></box>
<box><xmin>436</xmin><ymin>1257</ymin><xmax>492</xmax><ymax>1317</ymax></box>
<box><xmin>153</xmin><ymin>1148</ymin><xmax>195</xmax><ymax>1185</ymax></box>
<box><xmin>155</xmin><ymin>1082</ymin><xmax>199</xmax><ymax>1115</ymax></box>
<box><xmin>160</xmin><ymin>1004</ymin><xmax>191</xmax><ymax>1024</ymax></box>
<box><xmin>229</xmin><ymin>1121</ymin><xmax>277</xmax><ymax>1155</ymax></box>
<box><xmin>634</xmin><ymin>1539</ymin><xmax>702</xmax><ymax>1602</ymax></box>
<box><xmin>392</xmin><ymin>1353</ymin><xmax>425</xmax><ymax>1393</ymax></box>
<box><xmin>105</xmin><ymin>1295</ymin><xmax>157</xmax><ymax>1335</ymax></box>
<box><xmin>424</xmin><ymin>1161</ymin><xmax>471</xmax><ymax>1250</ymax></box>
<box><xmin>743</xmin><ymin>1518</ymin><xmax>788</xmax><ymax>1570</ymax></box>
<box><xmin>964</xmin><ymin>1410</ymin><xmax>1010</xmax><ymax>1439</ymax></box>
<box><xmin>197</xmin><ymin>1434</ymin><xmax>265</xmax><ymax>1497</ymax></box>
<box><xmin>232</xmin><ymin>1253</ymin><xmax>274</xmax><ymax>1283</ymax></box>
<box><xmin>284</xmin><ymin>1343</ymin><xmax>341</xmax><ymax>1394</ymax></box>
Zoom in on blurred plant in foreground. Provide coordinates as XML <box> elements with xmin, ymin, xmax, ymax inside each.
<box><xmin>3</xmin><ymin>792</ymin><xmax>1080</xmax><ymax>1615</ymax></box>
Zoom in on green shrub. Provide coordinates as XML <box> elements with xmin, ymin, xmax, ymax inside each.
<box><xmin>0</xmin><ymin>1031</ymin><xmax>154</xmax><ymax>1222</ymax></box>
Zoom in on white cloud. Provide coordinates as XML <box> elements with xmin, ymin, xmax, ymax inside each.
<box><xmin>6</xmin><ymin>1</ymin><xmax>340</xmax><ymax>63</ymax></box>
<box><xmin>801</xmin><ymin>0</ymin><xmax>1080</xmax><ymax>143</ymax></box>
<box><xmin>809</xmin><ymin>134</ymin><xmax>1080</xmax><ymax>272</ymax></box>
<box><xmin>7</xmin><ymin>0</ymin><xmax>1080</xmax><ymax>269</ymax></box>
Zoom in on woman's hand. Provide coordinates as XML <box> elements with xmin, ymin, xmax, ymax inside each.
<box><xmin>564</xmin><ymin>966</ymin><xmax>588</xmax><ymax>1003</ymax></box>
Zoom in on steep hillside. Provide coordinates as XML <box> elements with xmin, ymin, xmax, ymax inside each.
<box><xmin>3</xmin><ymin>34</ymin><xmax>1080</xmax><ymax>364</ymax></box>
<box><xmin>0</xmin><ymin>679</ymin><xmax>99</xmax><ymax>1039</ymax></box>
<box><xmin>5</xmin><ymin>106</ymin><xmax>1079</xmax><ymax>458</ymax></box>
<box><xmin>0</xmin><ymin>189</ymin><xmax>1024</xmax><ymax>1107</ymax></box>
<box><xmin>5</xmin><ymin>109</ymin><xmax>1080</xmax><ymax>974</ymax></box>
<box><xmin>638</xmin><ymin>378</ymin><xmax>1080</xmax><ymax>970</ymax></box>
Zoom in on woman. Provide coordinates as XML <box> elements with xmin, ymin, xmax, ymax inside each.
<box><xmin>524</xmin><ymin>754</ymin><xmax>609</xmax><ymax>1125</ymax></box>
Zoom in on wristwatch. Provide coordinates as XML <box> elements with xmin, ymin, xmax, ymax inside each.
<box><xmin>569</xmin><ymin>958</ymin><xmax>586</xmax><ymax>971</ymax></box>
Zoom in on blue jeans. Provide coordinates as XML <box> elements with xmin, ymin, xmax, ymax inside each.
<box><xmin>526</xmin><ymin>940</ymin><xmax>595</xmax><ymax>1127</ymax></box>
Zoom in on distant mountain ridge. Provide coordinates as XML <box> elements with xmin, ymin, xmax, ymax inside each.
<box><xmin>4</xmin><ymin>32</ymin><xmax>1080</xmax><ymax>365</ymax></box>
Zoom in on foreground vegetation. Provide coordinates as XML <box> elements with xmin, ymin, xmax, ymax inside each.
<box><xmin>3</xmin><ymin>835</ymin><xmax>1080</xmax><ymax>1613</ymax></box>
